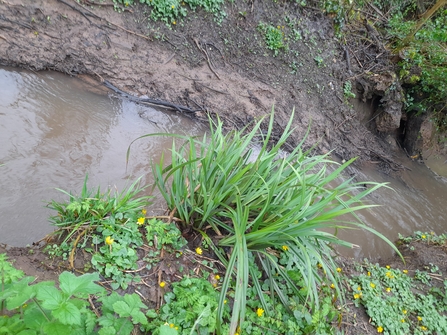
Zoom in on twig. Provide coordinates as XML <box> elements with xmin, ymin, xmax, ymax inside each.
<box><xmin>193</xmin><ymin>38</ymin><xmax>220</xmax><ymax>80</ymax></box>
<box><xmin>88</xmin><ymin>295</ymin><xmax>100</xmax><ymax>318</ymax></box>
<box><xmin>195</xmin><ymin>81</ymin><xmax>230</xmax><ymax>95</ymax></box>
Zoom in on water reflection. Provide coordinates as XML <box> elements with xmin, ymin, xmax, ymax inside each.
<box><xmin>0</xmin><ymin>67</ymin><xmax>205</xmax><ymax>246</ymax></box>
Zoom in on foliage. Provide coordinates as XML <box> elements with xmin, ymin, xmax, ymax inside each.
<box><xmin>0</xmin><ymin>254</ymin><xmax>150</xmax><ymax>335</ymax></box>
<box><xmin>349</xmin><ymin>260</ymin><xmax>447</xmax><ymax>335</ymax></box>
<box><xmin>112</xmin><ymin>0</ymin><xmax>225</xmax><ymax>24</ymax></box>
<box><xmin>343</xmin><ymin>80</ymin><xmax>356</xmax><ymax>99</ymax></box>
<box><xmin>258</xmin><ymin>23</ymin><xmax>286</xmax><ymax>56</ymax></box>
<box><xmin>145</xmin><ymin>274</ymin><xmax>340</xmax><ymax>335</ymax></box>
<box><xmin>47</xmin><ymin>177</ymin><xmax>185</xmax><ymax>289</ymax></box>
<box><xmin>131</xmin><ymin>110</ymin><xmax>399</xmax><ymax>334</ymax></box>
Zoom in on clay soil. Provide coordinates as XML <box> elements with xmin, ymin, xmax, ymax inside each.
<box><xmin>1</xmin><ymin>0</ymin><xmax>446</xmax><ymax>334</ymax></box>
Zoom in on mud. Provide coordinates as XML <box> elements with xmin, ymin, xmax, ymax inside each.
<box><xmin>0</xmin><ymin>0</ymin><xmax>409</xmax><ymax>172</ymax></box>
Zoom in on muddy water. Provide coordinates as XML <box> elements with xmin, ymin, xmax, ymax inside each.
<box><xmin>1</xmin><ymin>67</ymin><xmax>447</xmax><ymax>260</ymax></box>
<box><xmin>0</xmin><ymin>67</ymin><xmax>205</xmax><ymax>246</ymax></box>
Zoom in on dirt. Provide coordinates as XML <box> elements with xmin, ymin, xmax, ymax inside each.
<box><xmin>1</xmin><ymin>0</ymin><xmax>446</xmax><ymax>333</ymax></box>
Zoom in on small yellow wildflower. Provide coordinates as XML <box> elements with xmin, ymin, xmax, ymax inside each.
<box><xmin>403</xmin><ymin>270</ymin><xmax>408</xmax><ymax>274</ymax></box>
<box><xmin>173</xmin><ymin>21</ymin><xmax>176</xmax><ymax>25</ymax></box>
<box><xmin>215</xmin><ymin>274</ymin><xmax>220</xmax><ymax>280</ymax></box>
<box><xmin>137</xmin><ymin>217</ymin><xmax>145</xmax><ymax>225</ymax></box>
<box><xmin>317</xmin><ymin>263</ymin><xmax>323</xmax><ymax>269</ymax></box>
<box><xmin>160</xmin><ymin>281</ymin><xmax>166</xmax><ymax>288</ymax></box>
<box><xmin>422</xmin><ymin>234</ymin><xmax>426</xmax><ymax>239</ymax></box>
<box><xmin>377</xmin><ymin>326</ymin><xmax>383</xmax><ymax>333</ymax></box>
<box><xmin>330</xmin><ymin>283</ymin><xmax>335</xmax><ymax>289</ymax></box>
<box><xmin>370</xmin><ymin>283</ymin><xmax>376</xmax><ymax>288</ymax></box>
<box><xmin>357</xmin><ymin>286</ymin><xmax>362</xmax><ymax>291</ymax></box>
<box><xmin>105</xmin><ymin>236</ymin><xmax>114</xmax><ymax>245</ymax></box>
<box><xmin>336</xmin><ymin>267</ymin><xmax>342</xmax><ymax>272</ymax></box>
<box><xmin>386</xmin><ymin>287</ymin><xmax>391</xmax><ymax>292</ymax></box>
<box><xmin>169</xmin><ymin>323</ymin><xmax>175</xmax><ymax>328</ymax></box>
<box><xmin>367</xmin><ymin>271</ymin><xmax>371</xmax><ymax>276</ymax></box>
<box><xmin>175</xmin><ymin>327</ymin><xmax>179</xmax><ymax>330</ymax></box>
<box><xmin>402</xmin><ymin>310</ymin><xmax>407</xmax><ymax>314</ymax></box>
<box><xmin>282</xmin><ymin>245</ymin><xmax>289</xmax><ymax>251</ymax></box>
<box><xmin>256</xmin><ymin>308</ymin><xmax>264</xmax><ymax>317</ymax></box>
<box><xmin>417</xmin><ymin>316</ymin><xmax>423</xmax><ymax>321</ymax></box>
<box><xmin>224</xmin><ymin>299</ymin><xmax>227</xmax><ymax>304</ymax></box>
<box><xmin>353</xmin><ymin>293</ymin><xmax>360</xmax><ymax>299</ymax></box>
<box><xmin>401</xmin><ymin>319</ymin><xmax>405</xmax><ymax>323</ymax></box>
<box><xmin>196</xmin><ymin>247</ymin><xmax>203</xmax><ymax>255</ymax></box>
<box><xmin>142</xmin><ymin>209</ymin><xmax>147</xmax><ymax>215</ymax></box>
<box><xmin>386</xmin><ymin>265</ymin><xmax>390</xmax><ymax>269</ymax></box>
<box><xmin>171</xmin><ymin>5</ymin><xmax>175</xmax><ymax>8</ymax></box>
<box><xmin>421</xmin><ymin>326</ymin><xmax>427</xmax><ymax>331</ymax></box>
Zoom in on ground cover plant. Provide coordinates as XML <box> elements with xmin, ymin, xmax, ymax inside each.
<box><xmin>348</xmin><ymin>231</ymin><xmax>447</xmax><ymax>335</ymax></box>
<box><xmin>127</xmin><ymin>110</ymin><xmax>400</xmax><ymax>334</ymax></box>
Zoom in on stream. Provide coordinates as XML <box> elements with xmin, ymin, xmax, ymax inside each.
<box><xmin>1</xmin><ymin>67</ymin><xmax>446</xmax><ymax>260</ymax></box>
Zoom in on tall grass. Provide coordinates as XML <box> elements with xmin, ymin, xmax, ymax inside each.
<box><xmin>131</xmin><ymin>109</ymin><xmax>400</xmax><ymax>334</ymax></box>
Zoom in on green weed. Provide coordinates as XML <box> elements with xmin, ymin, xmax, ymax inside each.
<box><xmin>258</xmin><ymin>23</ymin><xmax>286</xmax><ymax>56</ymax></box>
<box><xmin>349</xmin><ymin>260</ymin><xmax>447</xmax><ymax>334</ymax></box>
<box><xmin>0</xmin><ymin>254</ymin><xmax>150</xmax><ymax>334</ymax></box>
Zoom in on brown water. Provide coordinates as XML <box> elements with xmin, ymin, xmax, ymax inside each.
<box><xmin>1</xmin><ymin>67</ymin><xmax>446</xmax><ymax>260</ymax></box>
<box><xmin>0</xmin><ymin>67</ymin><xmax>205</xmax><ymax>246</ymax></box>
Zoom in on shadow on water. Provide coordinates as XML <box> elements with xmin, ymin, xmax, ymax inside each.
<box><xmin>0</xmin><ymin>67</ymin><xmax>205</xmax><ymax>246</ymax></box>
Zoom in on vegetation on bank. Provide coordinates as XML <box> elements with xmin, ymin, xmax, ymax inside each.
<box><xmin>4</xmin><ymin>111</ymin><xmax>444</xmax><ymax>335</ymax></box>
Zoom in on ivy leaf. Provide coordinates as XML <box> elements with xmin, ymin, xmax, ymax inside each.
<box><xmin>59</xmin><ymin>272</ymin><xmax>104</xmax><ymax>297</ymax></box>
<box><xmin>52</xmin><ymin>301</ymin><xmax>82</xmax><ymax>325</ymax></box>
<box><xmin>37</xmin><ymin>285</ymin><xmax>64</xmax><ymax>310</ymax></box>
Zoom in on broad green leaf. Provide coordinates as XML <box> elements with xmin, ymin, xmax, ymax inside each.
<box><xmin>37</xmin><ymin>285</ymin><xmax>63</xmax><ymax>310</ymax></box>
<box><xmin>24</xmin><ymin>304</ymin><xmax>49</xmax><ymax>330</ymax></box>
<box><xmin>2</xmin><ymin>276</ymin><xmax>35</xmax><ymax>310</ymax></box>
<box><xmin>17</xmin><ymin>330</ymin><xmax>37</xmax><ymax>335</ymax></box>
<box><xmin>159</xmin><ymin>324</ymin><xmax>179</xmax><ymax>335</ymax></box>
<box><xmin>43</xmin><ymin>322</ymin><xmax>72</xmax><ymax>335</ymax></box>
<box><xmin>52</xmin><ymin>301</ymin><xmax>82</xmax><ymax>325</ymax></box>
<box><xmin>59</xmin><ymin>272</ymin><xmax>104</xmax><ymax>297</ymax></box>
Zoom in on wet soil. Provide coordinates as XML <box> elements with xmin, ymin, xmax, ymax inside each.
<box><xmin>0</xmin><ymin>0</ymin><xmax>408</xmax><ymax>172</ymax></box>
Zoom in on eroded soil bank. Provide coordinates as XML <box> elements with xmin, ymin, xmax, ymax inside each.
<box><xmin>1</xmin><ymin>0</ymin><xmax>415</xmax><ymax>173</ymax></box>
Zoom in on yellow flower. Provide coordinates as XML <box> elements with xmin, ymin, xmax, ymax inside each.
<box><xmin>196</xmin><ymin>247</ymin><xmax>203</xmax><ymax>255</ymax></box>
<box><xmin>336</xmin><ymin>267</ymin><xmax>342</xmax><ymax>272</ymax></box>
<box><xmin>330</xmin><ymin>283</ymin><xmax>335</xmax><ymax>289</ymax></box>
<box><xmin>370</xmin><ymin>283</ymin><xmax>376</xmax><ymax>288</ymax></box>
<box><xmin>171</xmin><ymin>5</ymin><xmax>175</xmax><ymax>8</ymax></box>
<box><xmin>402</xmin><ymin>310</ymin><xmax>407</xmax><ymax>314</ymax></box>
<box><xmin>282</xmin><ymin>245</ymin><xmax>289</xmax><ymax>251</ymax></box>
<box><xmin>173</xmin><ymin>21</ymin><xmax>176</xmax><ymax>25</ymax></box>
<box><xmin>137</xmin><ymin>217</ymin><xmax>145</xmax><ymax>225</ymax></box>
<box><xmin>142</xmin><ymin>209</ymin><xmax>147</xmax><ymax>215</ymax></box>
<box><xmin>169</xmin><ymin>323</ymin><xmax>175</xmax><ymax>328</ymax></box>
<box><xmin>317</xmin><ymin>263</ymin><xmax>323</xmax><ymax>269</ymax></box>
<box><xmin>215</xmin><ymin>274</ymin><xmax>220</xmax><ymax>280</ymax></box>
<box><xmin>401</xmin><ymin>319</ymin><xmax>405</xmax><ymax>323</ymax></box>
<box><xmin>357</xmin><ymin>286</ymin><xmax>362</xmax><ymax>291</ymax></box>
<box><xmin>421</xmin><ymin>326</ymin><xmax>427</xmax><ymax>331</ymax></box>
<box><xmin>403</xmin><ymin>270</ymin><xmax>408</xmax><ymax>274</ymax></box>
<box><xmin>417</xmin><ymin>316</ymin><xmax>423</xmax><ymax>321</ymax></box>
<box><xmin>377</xmin><ymin>326</ymin><xmax>383</xmax><ymax>333</ymax></box>
<box><xmin>353</xmin><ymin>293</ymin><xmax>360</xmax><ymax>299</ymax></box>
<box><xmin>105</xmin><ymin>236</ymin><xmax>114</xmax><ymax>245</ymax></box>
<box><xmin>160</xmin><ymin>281</ymin><xmax>166</xmax><ymax>288</ymax></box>
<box><xmin>386</xmin><ymin>265</ymin><xmax>390</xmax><ymax>269</ymax></box>
<box><xmin>386</xmin><ymin>287</ymin><xmax>391</xmax><ymax>292</ymax></box>
<box><xmin>422</xmin><ymin>234</ymin><xmax>426</xmax><ymax>239</ymax></box>
<box><xmin>256</xmin><ymin>308</ymin><xmax>264</xmax><ymax>317</ymax></box>
<box><xmin>224</xmin><ymin>299</ymin><xmax>227</xmax><ymax>304</ymax></box>
<box><xmin>367</xmin><ymin>271</ymin><xmax>371</xmax><ymax>276</ymax></box>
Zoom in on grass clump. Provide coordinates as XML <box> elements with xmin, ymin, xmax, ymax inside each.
<box><xmin>130</xmin><ymin>109</ymin><xmax>399</xmax><ymax>334</ymax></box>
<box><xmin>46</xmin><ymin>177</ymin><xmax>186</xmax><ymax>289</ymax></box>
